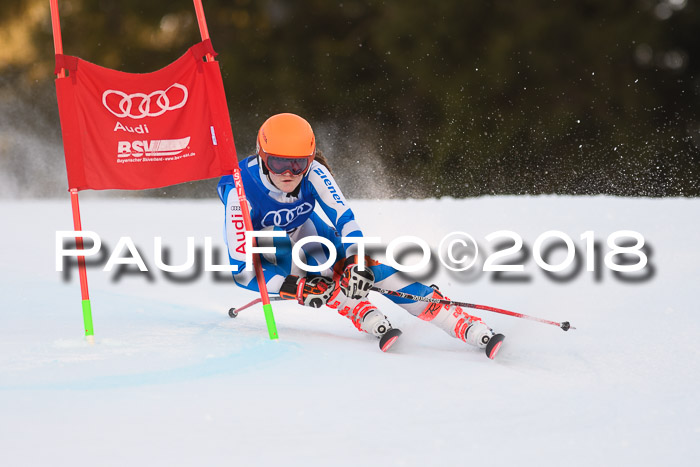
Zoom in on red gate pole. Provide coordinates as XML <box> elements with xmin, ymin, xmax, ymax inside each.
<box><xmin>193</xmin><ymin>0</ymin><xmax>278</xmax><ymax>339</ymax></box>
<box><xmin>51</xmin><ymin>0</ymin><xmax>95</xmax><ymax>342</ymax></box>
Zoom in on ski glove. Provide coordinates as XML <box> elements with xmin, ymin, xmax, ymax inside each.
<box><xmin>340</xmin><ymin>255</ymin><xmax>375</xmax><ymax>300</ymax></box>
<box><xmin>279</xmin><ymin>275</ymin><xmax>336</xmax><ymax>308</ymax></box>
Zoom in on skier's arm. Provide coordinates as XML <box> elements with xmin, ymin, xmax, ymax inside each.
<box><xmin>222</xmin><ymin>182</ymin><xmax>248</xmax><ymax>272</ymax></box>
<box><xmin>221</xmin><ymin>182</ymin><xmax>287</xmax><ymax>293</ymax></box>
<box><xmin>306</xmin><ymin>163</ymin><xmax>363</xmax><ymax>256</ymax></box>
<box><xmin>306</xmin><ymin>163</ymin><xmax>375</xmax><ymax>298</ymax></box>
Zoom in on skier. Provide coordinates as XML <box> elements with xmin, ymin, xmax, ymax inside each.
<box><xmin>217</xmin><ymin>113</ymin><xmax>504</xmax><ymax>358</ymax></box>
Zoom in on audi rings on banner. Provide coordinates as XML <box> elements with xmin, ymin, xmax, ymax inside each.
<box><xmin>102</xmin><ymin>83</ymin><xmax>189</xmax><ymax>119</ymax></box>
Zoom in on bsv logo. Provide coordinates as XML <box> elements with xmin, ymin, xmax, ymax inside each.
<box><xmin>103</xmin><ymin>83</ymin><xmax>188</xmax><ymax>119</ymax></box>
<box><xmin>117</xmin><ymin>137</ymin><xmax>191</xmax><ymax>157</ymax></box>
<box><xmin>261</xmin><ymin>203</ymin><xmax>314</xmax><ymax>228</ymax></box>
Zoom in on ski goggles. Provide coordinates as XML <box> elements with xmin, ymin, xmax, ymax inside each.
<box><xmin>262</xmin><ymin>152</ymin><xmax>314</xmax><ymax>175</ymax></box>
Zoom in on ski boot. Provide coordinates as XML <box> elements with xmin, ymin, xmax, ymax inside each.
<box><xmin>463</xmin><ymin>320</ymin><xmax>505</xmax><ymax>360</ymax></box>
<box><xmin>327</xmin><ymin>290</ymin><xmax>402</xmax><ymax>352</ymax></box>
<box><xmin>361</xmin><ymin>309</ymin><xmax>402</xmax><ymax>352</ymax></box>
<box><xmin>419</xmin><ymin>286</ymin><xmax>505</xmax><ymax>359</ymax></box>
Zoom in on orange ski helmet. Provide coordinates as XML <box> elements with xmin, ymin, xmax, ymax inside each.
<box><xmin>257</xmin><ymin>113</ymin><xmax>316</xmax><ymax>175</ymax></box>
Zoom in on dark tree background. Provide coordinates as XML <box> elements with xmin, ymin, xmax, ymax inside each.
<box><xmin>1</xmin><ymin>0</ymin><xmax>698</xmax><ymax>198</ymax></box>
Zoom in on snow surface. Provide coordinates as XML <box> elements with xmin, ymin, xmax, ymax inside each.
<box><xmin>1</xmin><ymin>196</ymin><xmax>699</xmax><ymax>466</ymax></box>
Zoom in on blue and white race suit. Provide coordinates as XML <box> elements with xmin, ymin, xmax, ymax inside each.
<box><xmin>217</xmin><ymin>155</ymin><xmax>484</xmax><ymax>338</ymax></box>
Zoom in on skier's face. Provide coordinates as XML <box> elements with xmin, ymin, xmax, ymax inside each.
<box><xmin>269</xmin><ymin>170</ymin><xmax>303</xmax><ymax>193</ymax></box>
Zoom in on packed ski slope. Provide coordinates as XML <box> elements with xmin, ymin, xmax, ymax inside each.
<box><xmin>1</xmin><ymin>196</ymin><xmax>698</xmax><ymax>466</ymax></box>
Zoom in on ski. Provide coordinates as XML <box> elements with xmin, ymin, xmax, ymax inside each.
<box><xmin>485</xmin><ymin>333</ymin><xmax>506</xmax><ymax>360</ymax></box>
<box><xmin>379</xmin><ymin>328</ymin><xmax>402</xmax><ymax>352</ymax></box>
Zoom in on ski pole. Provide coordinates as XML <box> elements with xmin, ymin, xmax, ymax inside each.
<box><xmin>228</xmin><ymin>296</ymin><xmax>288</xmax><ymax>318</ymax></box>
<box><xmin>229</xmin><ymin>286</ymin><xmax>575</xmax><ymax>331</ymax></box>
<box><xmin>371</xmin><ymin>286</ymin><xmax>575</xmax><ymax>331</ymax></box>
